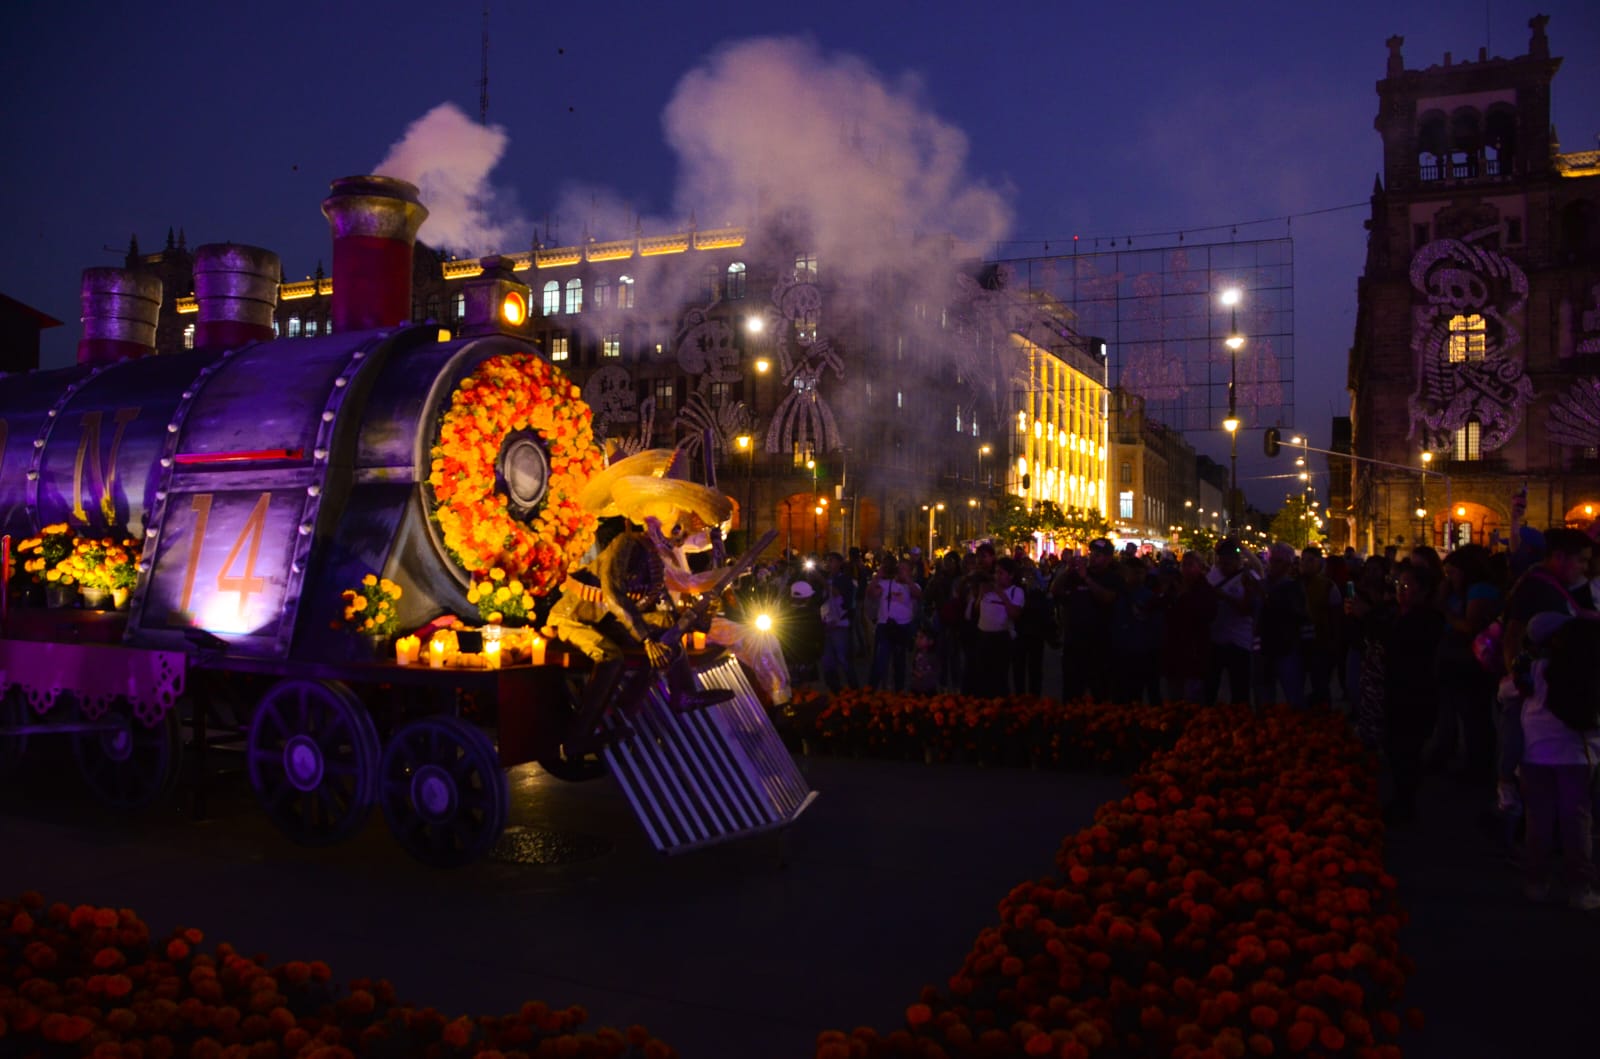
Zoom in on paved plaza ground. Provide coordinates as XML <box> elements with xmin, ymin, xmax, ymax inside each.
<box><xmin>3</xmin><ymin>654</ymin><xmax>1599</xmax><ymax>1057</ymax></box>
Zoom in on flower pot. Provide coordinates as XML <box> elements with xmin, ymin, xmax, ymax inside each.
<box><xmin>111</xmin><ymin>587</ymin><xmax>130</xmax><ymax>610</ymax></box>
<box><xmin>364</xmin><ymin>632</ymin><xmax>392</xmax><ymax>660</ymax></box>
<box><xmin>45</xmin><ymin>583</ymin><xmax>76</xmax><ymax>608</ymax></box>
<box><xmin>80</xmin><ymin>587</ymin><xmax>112</xmax><ymax>610</ymax></box>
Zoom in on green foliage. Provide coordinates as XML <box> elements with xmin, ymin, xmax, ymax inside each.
<box><xmin>987</xmin><ymin>497</ymin><xmax>1111</xmax><ymax>551</ymax></box>
<box><xmin>1267</xmin><ymin>495</ymin><xmax>1323</xmax><ymax>549</ymax></box>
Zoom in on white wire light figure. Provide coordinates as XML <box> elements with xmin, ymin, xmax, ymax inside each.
<box><xmin>762</xmin><ymin>276</ymin><xmax>844</xmax><ymax>455</ymax></box>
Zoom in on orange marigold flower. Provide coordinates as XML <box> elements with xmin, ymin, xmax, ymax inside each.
<box><xmin>1285</xmin><ymin>1020</ymin><xmax>1316</xmax><ymax>1052</ymax></box>
<box><xmin>94</xmin><ymin>908</ymin><xmax>120</xmax><ymax>928</ymax></box>
<box><xmin>11</xmin><ymin>911</ymin><xmax>34</xmax><ymax>934</ymax></box>
<box><xmin>94</xmin><ymin>946</ymin><xmax>126</xmax><ymax>969</ymax></box>
<box><xmin>167</xmin><ymin>938</ymin><xmax>190</xmax><ymax>961</ymax></box>
<box><xmin>1318</xmin><ymin>1026</ymin><xmax>1345</xmax><ymax>1051</ymax></box>
<box><xmin>442</xmin><ymin>1016</ymin><xmax>474</xmax><ymax>1048</ymax></box>
<box><xmin>905</xmin><ymin>1003</ymin><xmax>933</xmax><ymax>1027</ymax></box>
<box><xmin>1249</xmin><ymin>1006</ymin><xmax>1278</xmax><ymax>1029</ymax></box>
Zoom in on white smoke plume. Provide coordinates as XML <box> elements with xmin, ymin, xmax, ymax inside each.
<box><xmin>373</xmin><ymin>102</ymin><xmax>531</xmax><ymax>256</ymax></box>
<box><xmin>663</xmin><ymin>36</ymin><xmax>1012</xmax><ymax>281</ymax></box>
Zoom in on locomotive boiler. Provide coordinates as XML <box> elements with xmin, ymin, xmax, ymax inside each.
<box><xmin>0</xmin><ymin>176</ymin><xmax>813</xmax><ymax>865</ymax></box>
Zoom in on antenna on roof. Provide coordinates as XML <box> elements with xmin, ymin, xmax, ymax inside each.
<box><xmin>479</xmin><ymin>1</ymin><xmax>490</xmax><ymax>124</ymax></box>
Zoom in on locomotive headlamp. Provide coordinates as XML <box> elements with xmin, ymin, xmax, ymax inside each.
<box><xmin>500</xmin><ymin>291</ymin><xmax>527</xmax><ymax>326</ymax></box>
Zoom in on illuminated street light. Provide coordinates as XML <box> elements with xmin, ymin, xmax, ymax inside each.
<box><xmin>1222</xmin><ymin>416</ymin><xmax>1240</xmax><ymax>434</ymax></box>
<box><xmin>745</xmin><ymin>316</ymin><xmax>764</xmax><ymax>334</ymax></box>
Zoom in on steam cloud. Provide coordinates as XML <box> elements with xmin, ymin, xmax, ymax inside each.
<box><xmin>373</xmin><ymin>102</ymin><xmax>531</xmax><ymax>256</ymax></box>
<box><xmin>664</xmin><ymin>36</ymin><xmax>1012</xmax><ymax>282</ymax></box>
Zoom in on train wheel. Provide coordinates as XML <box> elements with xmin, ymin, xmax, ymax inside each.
<box><xmin>0</xmin><ymin>689</ymin><xmax>31</xmax><ymax>778</ymax></box>
<box><xmin>72</xmin><ymin>700</ymin><xmax>181</xmax><ymax>810</ymax></box>
<box><xmin>379</xmin><ymin>715</ymin><xmax>508</xmax><ymax>868</ymax></box>
<box><xmin>248</xmin><ymin>680</ymin><xmax>381</xmax><ymax>846</ymax></box>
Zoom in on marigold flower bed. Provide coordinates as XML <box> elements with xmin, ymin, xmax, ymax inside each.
<box><xmin>3</xmin><ymin>697</ymin><xmax>1415</xmax><ymax>1058</ymax></box>
<box><xmin>795</xmin><ymin>699</ymin><xmax>1418</xmax><ymax>1059</ymax></box>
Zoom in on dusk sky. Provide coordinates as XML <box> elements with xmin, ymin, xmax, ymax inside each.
<box><xmin>3</xmin><ymin>1</ymin><xmax>1596</xmax><ymax>509</ymax></box>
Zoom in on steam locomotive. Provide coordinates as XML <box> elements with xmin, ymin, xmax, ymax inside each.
<box><xmin>0</xmin><ymin>176</ymin><xmax>812</xmax><ymax>865</ymax></box>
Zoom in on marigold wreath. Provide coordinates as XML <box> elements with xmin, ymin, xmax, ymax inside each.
<box><xmin>426</xmin><ymin>352</ymin><xmax>606</xmax><ymax>596</ymax></box>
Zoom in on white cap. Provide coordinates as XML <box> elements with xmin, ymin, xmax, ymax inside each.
<box><xmin>790</xmin><ymin>580</ymin><xmax>815</xmax><ymax>599</ymax></box>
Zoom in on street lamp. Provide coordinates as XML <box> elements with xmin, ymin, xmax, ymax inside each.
<box><xmin>1220</xmin><ymin>287</ymin><xmax>1245</xmax><ymax>534</ymax></box>
<box><xmin>734</xmin><ymin>433</ymin><xmax>754</xmax><ymax>545</ymax></box>
<box><xmin>922</xmin><ymin>501</ymin><xmax>946</xmax><ymax>556</ymax></box>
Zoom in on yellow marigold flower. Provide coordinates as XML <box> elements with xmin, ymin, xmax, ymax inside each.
<box><xmin>362</xmin><ymin>617</ymin><xmax>375</xmax><ymax>630</ymax></box>
<box><xmin>379</xmin><ymin>579</ymin><xmax>399</xmax><ymax>597</ymax></box>
<box><xmin>507</xmin><ymin>580</ymin><xmax>523</xmax><ymax>595</ymax></box>
<box><xmin>490</xmin><ymin>568</ymin><xmax>505</xmax><ymax>582</ymax></box>
<box><xmin>488</xmin><ymin>611</ymin><xmax>503</xmax><ymax>624</ymax></box>
<box><xmin>351</xmin><ymin>596</ymin><xmax>368</xmax><ymax>611</ymax></box>
<box><xmin>362</xmin><ymin>574</ymin><xmax>378</xmax><ymax>588</ymax></box>
<box><xmin>494</xmin><ymin>586</ymin><xmax>510</xmax><ymax>602</ymax></box>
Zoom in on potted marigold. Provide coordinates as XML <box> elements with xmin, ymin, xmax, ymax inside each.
<box><xmin>106</xmin><ymin>538</ymin><xmax>139</xmax><ymax>608</ymax></box>
<box><xmin>466</xmin><ymin>568</ymin><xmax>537</xmax><ymax>627</ymax></box>
<box><xmin>59</xmin><ymin>537</ymin><xmax>114</xmax><ymax>609</ymax></box>
<box><xmin>12</xmin><ymin>523</ymin><xmax>75</xmax><ymax>606</ymax></box>
<box><xmin>340</xmin><ymin>574</ymin><xmax>403</xmax><ymax>657</ymax></box>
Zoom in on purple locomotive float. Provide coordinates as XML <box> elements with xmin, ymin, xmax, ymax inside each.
<box><xmin>0</xmin><ymin>176</ymin><xmax>812</xmax><ymax>866</ymax></box>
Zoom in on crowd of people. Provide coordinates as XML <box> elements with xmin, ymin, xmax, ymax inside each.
<box><xmin>738</xmin><ymin>525</ymin><xmax>1600</xmax><ymax>913</ymax></box>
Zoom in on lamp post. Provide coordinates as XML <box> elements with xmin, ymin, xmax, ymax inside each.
<box><xmin>734</xmin><ymin>433</ymin><xmax>753</xmax><ymax>547</ymax></box>
<box><xmin>1221</xmin><ymin>288</ymin><xmax>1245</xmax><ymax>534</ymax></box>
<box><xmin>1419</xmin><ymin>449</ymin><xmax>1454</xmax><ymax>549</ymax></box>
<box><xmin>922</xmin><ymin>501</ymin><xmax>945</xmax><ymax>556</ymax></box>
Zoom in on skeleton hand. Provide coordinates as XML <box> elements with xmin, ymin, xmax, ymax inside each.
<box><xmin>645</xmin><ymin>640</ymin><xmax>672</xmax><ymax>669</ymax></box>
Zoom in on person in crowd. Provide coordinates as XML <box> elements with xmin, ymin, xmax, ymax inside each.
<box><xmin>1300</xmin><ymin>545</ymin><xmax>1343</xmax><ymax>708</ymax></box>
<box><xmin>1496</xmin><ymin>527</ymin><xmax>1598</xmax><ymax>827</ymax></box>
<box><xmin>1206</xmin><ymin>537</ymin><xmax>1260</xmax><ymax>707</ymax></box>
<box><xmin>1163</xmin><ymin>551</ymin><xmax>1218</xmax><ymax>703</ymax></box>
<box><xmin>968</xmin><ymin>556</ymin><xmax>1023</xmax><ymax>697</ymax></box>
<box><xmin>1510</xmin><ymin>613</ymin><xmax>1600</xmax><ymax>911</ymax></box>
<box><xmin>1110</xmin><ymin>555</ymin><xmax>1161</xmax><ymax>704</ymax></box>
<box><xmin>909</xmin><ymin>624</ymin><xmax>940</xmax><ymax>695</ymax></box>
<box><xmin>780</xmin><ymin>578</ymin><xmax>825</xmax><ymax>692</ymax></box>
<box><xmin>959</xmin><ymin>544</ymin><xmax>997</xmax><ymax>694</ymax></box>
<box><xmin>818</xmin><ymin>552</ymin><xmax>857</xmax><ymax>693</ymax></box>
<box><xmin>1378</xmin><ymin>564</ymin><xmax>1447</xmax><ymax>825</ymax></box>
<box><xmin>1052</xmin><ymin>538</ymin><xmax>1121</xmax><ymax>700</ymax></box>
<box><xmin>1345</xmin><ymin>557</ymin><xmax>1391</xmax><ymax>746</ymax></box>
<box><xmin>1010</xmin><ymin>556</ymin><xmax>1055</xmax><ymax>696</ymax></box>
<box><xmin>1255</xmin><ymin>542</ymin><xmax>1310</xmax><ymax>709</ymax></box>
<box><xmin>867</xmin><ymin>555</ymin><xmax>921</xmax><ymax>691</ymax></box>
<box><xmin>1430</xmin><ymin>544</ymin><xmax>1501</xmax><ymax>778</ymax></box>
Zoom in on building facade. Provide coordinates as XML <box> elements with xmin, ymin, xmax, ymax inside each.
<box><xmin>1347</xmin><ymin>16</ymin><xmax>1600</xmax><ymax>552</ymax></box>
<box><xmin>137</xmin><ymin>216</ymin><xmax>1111</xmax><ymax>557</ymax></box>
<box><xmin>1108</xmin><ymin>387</ymin><xmax>1201</xmax><ymax>545</ymax></box>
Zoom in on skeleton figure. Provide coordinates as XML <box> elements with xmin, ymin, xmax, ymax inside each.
<box><xmin>583</xmin><ymin>366</ymin><xmax>638</xmax><ymax>440</ymax></box>
<box><xmin>674</xmin><ymin>394</ymin><xmax>753</xmax><ymax>466</ymax></box>
<box><xmin>762</xmin><ymin>277</ymin><xmax>845</xmax><ymax>455</ymax></box>
<box><xmin>1406</xmin><ymin>227</ymin><xmax>1534</xmax><ymax>454</ymax></box>
<box><xmin>675</xmin><ymin>307</ymin><xmax>741</xmax><ymax>383</ymax></box>
<box><xmin>610</xmin><ymin>397</ymin><xmax>656</xmax><ymax>459</ymax></box>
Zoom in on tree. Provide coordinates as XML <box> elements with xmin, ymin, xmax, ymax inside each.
<box><xmin>1267</xmin><ymin>496</ymin><xmax>1322</xmax><ymax>549</ymax></box>
<box><xmin>987</xmin><ymin>495</ymin><xmax>1035</xmax><ymax>549</ymax></box>
<box><xmin>1178</xmin><ymin>526</ymin><xmax>1221</xmax><ymax>555</ymax></box>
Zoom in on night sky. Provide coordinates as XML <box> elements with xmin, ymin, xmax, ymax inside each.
<box><xmin>3</xmin><ymin>0</ymin><xmax>1596</xmax><ymax>509</ymax></box>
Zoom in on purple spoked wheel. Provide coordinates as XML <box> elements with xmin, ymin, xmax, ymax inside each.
<box><xmin>71</xmin><ymin>699</ymin><xmax>181</xmax><ymax>810</ymax></box>
<box><xmin>248</xmin><ymin>679</ymin><xmax>381</xmax><ymax>846</ymax></box>
<box><xmin>379</xmin><ymin>714</ymin><xmax>508</xmax><ymax>868</ymax></box>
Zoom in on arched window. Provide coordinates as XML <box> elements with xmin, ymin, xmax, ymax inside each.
<box><xmin>305</xmin><ymin>317</ymin><xmax>319</xmax><ymax>337</ymax></box>
<box><xmin>617</xmin><ymin>275</ymin><xmax>635</xmax><ymax>308</ymax></box>
<box><xmin>454</xmin><ymin>292</ymin><xmax>466</xmax><ymax>320</ymax></box>
<box><xmin>1447</xmin><ymin>314</ymin><xmax>1486</xmax><ymax>362</ymax></box>
<box><xmin>1417</xmin><ymin>111</ymin><xmax>1448</xmax><ymax>181</ymax></box>
<box><xmin>1484</xmin><ymin>104</ymin><xmax>1517</xmax><ymax>177</ymax></box>
<box><xmin>542</xmin><ymin>281</ymin><xmax>560</xmax><ymax>315</ymax></box>
<box><xmin>1453</xmin><ymin>417</ymin><xmax>1482</xmax><ymax>461</ymax></box>
<box><xmin>592</xmin><ymin>278</ymin><xmax>610</xmax><ymax>309</ymax></box>
<box><xmin>288</xmin><ymin>315</ymin><xmax>302</xmax><ymax>337</ymax></box>
<box><xmin>726</xmin><ymin>262</ymin><xmax>746</xmax><ymax>300</ymax></box>
<box><xmin>564</xmin><ymin>278</ymin><xmax>582</xmax><ymax>314</ymax></box>
<box><xmin>1449</xmin><ymin>107</ymin><xmax>1482</xmax><ymax>179</ymax></box>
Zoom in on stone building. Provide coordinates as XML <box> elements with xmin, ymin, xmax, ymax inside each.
<box><xmin>1346</xmin><ymin>15</ymin><xmax>1600</xmax><ymax>552</ymax></box>
<box><xmin>1109</xmin><ymin>387</ymin><xmax>1200</xmax><ymax>545</ymax></box>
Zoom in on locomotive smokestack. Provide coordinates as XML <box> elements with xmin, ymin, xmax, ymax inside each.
<box><xmin>193</xmin><ymin>243</ymin><xmax>281</xmax><ymax>350</ymax></box>
<box><xmin>321</xmin><ymin>175</ymin><xmax>428</xmax><ymax>333</ymax></box>
<box><xmin>77</xmin><ymin>268</ymin><xmax>162</xmax><ymax>365</ymax></box>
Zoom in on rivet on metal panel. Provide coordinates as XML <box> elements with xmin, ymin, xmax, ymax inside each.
<box><xmin>298</xmin><ymin>523</ymin><xmax>312</xmax><ymax>535</ymax></box>
<box><xmin>321</xmin><ymin>411</ymin><xmax>334</xmax><ymax>422</ymax></box>
<box><xmin>47</xmin><ymin>409</ymin><xmax>57</xmax><ymax>417</ymax></box>
<box><xmin>33</xmin><ymin>439</ymin><xmax>43</xmax><ymax>448</ymax></box>
<box><xmin>313</xmin><ymin>449</ymin><xmax>327</xmax><ymax>460</ymax></box>
<box><xmin>334</xmin><ymin>377</ymin><xmax>347</xmax><ymax>388</ymax></box>
<box><xmin>307</xmin><ymin>485</ymin><xmax>320</xmax><ymax>497</ymax></box>
<box><xmin>160</xmin><ymin>458</ymin><xmax>172</xmax><ymax>468</ymax></box>
<box><xmin>26</xmin><ymin>471</ymin><xmax>38</xmax><ymax>481</ymax></box>
<box><xmin>167</xmin><ymin>423</ymin><xmax>179</xmax><ymax>433</ymax></box>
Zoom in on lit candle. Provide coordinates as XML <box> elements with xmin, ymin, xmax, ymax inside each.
<box><xmin>483</xmin><ymin>639</ymin><xmax>502</xmax><ymax>670</ymax></box>
<box><xmin>692</xmin><ymin>630</ymin><xmax>708</xmax><ymax>651</ymax></box>
<box><xmin>529</xmin><ymin>636</ymin><xmax>547</xmax><ymax>666</ymax></box>
<box><xmin>395</xmin><ymin>635</ymin><xmax>421</xmax><ymax>665</ymax></box>
<box><xmin>428</xmin><ymin>638</ymin><xmax>446</xmax><ymax>668</ymax></box>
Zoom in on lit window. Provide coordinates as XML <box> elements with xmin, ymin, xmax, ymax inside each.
<box><xmin>726</xmin><ymin>262</ymin><xmax>746</xmax><ymax>299</ymax></box>
<box><xmin>593</xmin><ymin>279</ymin><xmax>610</xmax><ymax>309</ymax></box>
<box><xmin>703</xmin><ymin>266</ymin><xmax>719</xmax><ymax>302</ymax></box>
<box><xmin>1447</xmin><ymin>314</ymin><xmax>1486</xmax><ymax>362</ymax></box>
<box><xmin>617</xmin><ymin>275</ymin><xmax>635</xmax><ymax>308</ymax></box>
<box><xmin>1453</xmin><ymin>418</ymin><xmax>1482</xmax><ymax>460</ymax></box>
<box><xmin>1120</xmin><ymin>461</ymin><xmax>1132</xmax><ymax>484</ymax></box>
<box><xmin>271</xmin><ymin>320</ymin><xmax>279</xmax><ymax>337</ymax></box>
<box><xmin>955</xmin><ymin>408</ymin><xmax>963</xmax><ymax>433</ymax></box>
<box><xmin>288</xmin><ymin>315</ymin><xmax>301</xmax><ymax>337</ymax></box>
<box><xmin>543</xmin><ymin>281</ymin><xmax>560</xmax><ymax>315</ymax></box>
<box><xmin>1119</xmin><ymin>491</ymin><xmax>1134</xmax><ymax>520</ymax></box>
<box><xmin>550</xmin><ymin>336</ymin><xmax>569</xmax><ymax>362</ymax></box>
<box><xmin>564</xmin><ymin>278</ymin><xmax>583</xmax><ymax>314</ymax></box>
<box><xmin>793</xmin><ymin>252</ymin><xmax>817</xmax><ymax>283</ymax></box>
<box><xmin>182</xmin><ymin>324</ymin><xmax>195</xmax><ymax>349</ymax></box>
<box><xmin>710</xmin><ymin>381</ymin><xmax>731</xmax><ymax>407</ymax></box>
<box><xmin>896</xmin><ymin>390</ymin><xmax>903</xmax><ymax>409</ymax></box>
<box><xmin>602</xmin><ymin>332</ymin><xmax>621</xmax><ymax>359</ymax></box>
<box><xmin>653</xmin><ymin>378</ymin><xmax>675</xmax><ymax>413</ymax></box>
<box><xmin>453</xmin><ymin>292</ymin><xmax>466</xmax><ymax>320</ymax></box>
<box><xmin>306</xmin><ymin>317</ymin><xmax>319</xmax><ymax>337</ymax></box>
